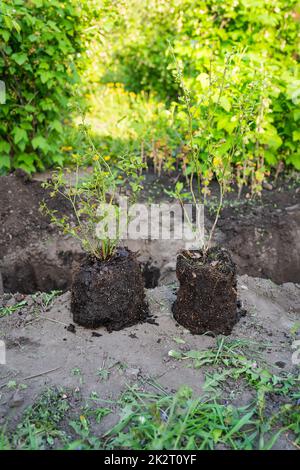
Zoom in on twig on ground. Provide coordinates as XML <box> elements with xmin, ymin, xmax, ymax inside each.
<box><xmin>23</xmin><ymin>367</ymin><xmax>61</xmax><ymax>381</ymax></box>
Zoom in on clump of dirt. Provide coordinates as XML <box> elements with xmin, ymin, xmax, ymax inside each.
<box><xmin>71</xmin><ymin>248</ymin><xmax>149</xmax><ymax>331</ymax></box>
<box><xmin>173</xmin><ymin>247</ymin><xmax>237</xmax><ymax>335</ymax></box>
<box><xmin>142</xmin><ymin>262</ymin><xmax>161</xmax><ymax>288</ymax></box>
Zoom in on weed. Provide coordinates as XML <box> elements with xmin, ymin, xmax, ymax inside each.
<box><xmin>278</xmin><ymin>397</ymin><xmax>300</xmax><ymax>447</ymax></box>
<box><xmin>168</xmin><ymin>337</ymin><xmax>299</xmax><ymax>397</ymax></box>
<box><xmin>12</xmin><ymin>388</ymin><xmax>70</xmax><ymax>449</ymax></box>
<box><xmin>0</xmin><ymin>428</ymin><xmax>11</xmax><ymax>450</ymax></box>
<box><xmin>0</xmin><ymin>300</ymin><xmax>27</xmax><ymax>318</ymax></box>
<box><xmin>4</xmin><ymin>380</ymin><xmax>27</xmax><ymax>392</ymax></box>
<box><xmin>1</xmin><ymin>369</ymin><xmax>299</xmax><ymax>450</ymax></box>
<box><xmin>33</xmin><ymin>290</ymin><xmax>62</xmax><ymax>310</ymax></box>
<box><xmin>71</xmin><ymin>367</ymin><xmax>84</xmax><ymax>385</ymax></box>
<box><xmin>291</xmin><ymin>322</ymin><xmax>300</xmax><ymax>338</ymax></box>
<box><xmin>97</xmin><ymin>368</ymin><xmax>111</xmax><ymax>382</ymax></box>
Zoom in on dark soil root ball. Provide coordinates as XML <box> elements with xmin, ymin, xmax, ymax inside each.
<box><xmin>173</xmin><ymin>247</ymin><xmax>237</xmax><ymax>335</ymax></box>
<box><xmin>71</xmin><ymin>248</ymin><xmax>148</xmax><ymax>331</ymax></box>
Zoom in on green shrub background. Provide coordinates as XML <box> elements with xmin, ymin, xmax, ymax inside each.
<box><xmin>0</xmin><ymin>0</ymin><xmax>98</xmax><ymax>173</ymax></box>
<box><xmin>0</xmin><ymin>0</ymin><xmax>299</xmax><ymax>174</ymax></box>
<box><xmin>99</xmin><ymin>0</ymin><xmax>300</xmax><ymax>172</ymax></box>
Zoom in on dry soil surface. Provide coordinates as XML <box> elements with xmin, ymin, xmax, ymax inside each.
<box><xmin>0</xmin><ymin>274</ymin><xmax>299</xmax><ymax>448</ymax></box>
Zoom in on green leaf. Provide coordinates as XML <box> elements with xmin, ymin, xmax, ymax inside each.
<box><xmin>13</xmin><ymin>127</ymin><xmax>28</xmax><ymax>145</ymax></box>
<box><xmin>223</xmin><ymin>411</ymin><xmax>254</xmax><ymax>440</ymax></box>
<box><xmin>49</xmin><ymin>120</ymin><xmax>63</xmax><ymax>133</ymax></box>
<box><xmin>184</xmin><ymin>350</ymin><xmax>203</xmax><ymax>360</ymax></box>
<box><xmin>212</xmin><ymin>428</ymin><xmax>223</xmax><ymax>443</ymax></box>
<box><xmin>172</xmin><ymin>337</ymin><xmax>186</xmax><ymax>345</ymax></box>
<box><xmin>175</xmin><ymin>181</ymin><xmax>183</xmax><ymax>193</ymax></box>
<box><xmin>219</xmin><ymin>96</ymin><xmax>231</xmax><ymax>112</ymax></box>
<box><xmin>0</xmin><ymin>29</ymin><xmax>10</xmax><ymax>42</ymax></box>
<box><xmin>40</xmin><ymin>71</ymin><xmax>53</xmax><ymax>84</ymax></box>
<box><xmin>217</xmin><ymin>115</ymin><xmax>236</xmax><ymax>134</ymax></box>
<box><xmin>0</xmin><ymin>155</ymin><xmax>11</xmax><ymax>170</ymax></box>
<box><xmin>168</xmin><ymin>350</ymin><xmax>182</xmax><ymax>359</ymax></box>
<box><xmin>196</xmin><ymin>72</ymin><xmax>210</xmax><ymax>90</ymax></box>
<box><xmin>264</xmin><ymin>151</ymin><xmax>278</xmax><ymax>166</ymax></box>
<box><xmin>0</xmin><ymin>141</ymin><xmax>10</xmax><ymax>154</ymax></box>
<box><xmin>15</xmin><ymin>153</ymin><xmax>36</xmax><ymax>173</ymax></box>
<box><xmin>292</xmin><ymin>130</ymin><xmax>300</xmax><ymax>142</ymax></box>
<box><xmin>293</xmin><ymin>110</ymin><xmax>300</xmax><ymax>122</ymax></box>
<box><xmin>286</xmin><ymin>154</ymin><xmax>300</xmax><ymax>170</ymax></box>
<box><xmin>51</xmin><ymin>154</ymin><xmax>64</xmax><ymax>165</ymax></box>
<box><xmin>260</xmin><ymin>126</ymin><xmax>282</xmax><ymax>150</ymax></box>
<box><xmin>11</xmin><ymin>53</ymin><xmax>28</xmax><ymax>65</ymax></box>
<box><xmin>32</xmin><ymin>135</ymin><xmax>49</xmax><ymax>152</ymax></box>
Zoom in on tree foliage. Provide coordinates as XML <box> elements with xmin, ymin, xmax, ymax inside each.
<box><xmin>0</xmin><ymin>0</ymin><xmax>299</xmax><ymax>176</ymax></box>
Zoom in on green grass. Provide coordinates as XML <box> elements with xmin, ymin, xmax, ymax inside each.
<box><xmin>105</xmin><ymin>386</ymin><xmax>279</xmax><ymax>450</ymax></box>
<box><xmin>0</xmin><ymin>428</ymin><xmax>11</xmax><ymax>450</ymax></box>
<box><xmin>12</xmin><ymin>388</ymin><xmax>71</xmax><ymax>449</ymax></box>
<box><xmin>1</xmin><ymin>337</ymin><xmax>299</xmax><ymax>450</ymax></box>
<box><xmin>168</xmin><ymin>337</ymin><xmax>298</xmax><ymax>396</ymax></box>
<box><xmin>280</xmin><ymin>397</ymin><xmax>300</xmax><ymax>447</ymax></box>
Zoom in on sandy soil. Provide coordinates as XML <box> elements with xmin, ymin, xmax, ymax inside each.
<box><xmin>0</xmin><ymin>275</ymin><xmax>299</xmax><ymax>444</ymax></box>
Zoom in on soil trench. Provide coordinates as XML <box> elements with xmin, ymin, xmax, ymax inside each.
<box><xmin>0</xmin><ymin>173</ymin><xmax>299</xmax><ymax>294</ymax></box>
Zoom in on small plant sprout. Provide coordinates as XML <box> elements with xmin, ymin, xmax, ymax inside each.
<box><xmin>0</xmin><ymin>300</ymin><xmax>27</xmax><ymax>318</ymax></box>
<box><xmin>71</xmin><ymin>367</ymin><xmax>83</xmax><ymax>385</ymax></box>
<box><xmin>97</xmin><ymin>368</ymin><xmax>110</xmax><ymax>382</ymax></box>
<box><xmin>32</xmin><ymin>291</ymin><xmax>62</xmax><ymax>311</ymax></box>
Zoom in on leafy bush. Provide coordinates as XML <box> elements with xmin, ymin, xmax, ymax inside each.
<box><xmin>170</xmin><ymin>51</ymin><xmax>265</xmax><ymax>247</ymax></box>
<box><xmin>94</xmin><ymin>0</ymin><xmax>176</xmax><ymax>100</ymax></box>
<box><xmin>0</xmin><ymin>0</ymin><xmax>97</xmax><ymax>173</ymax></box>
